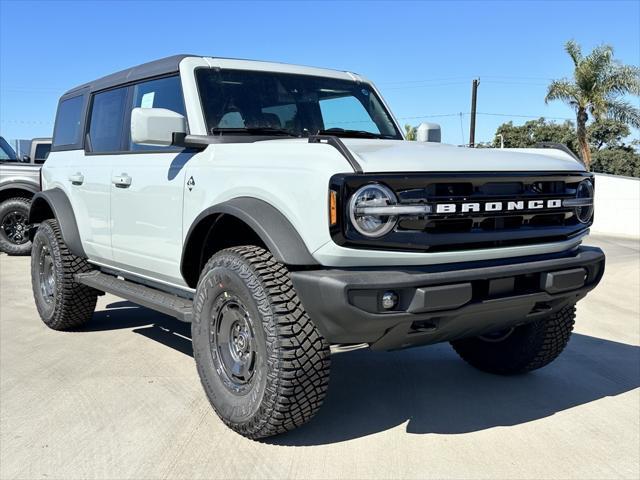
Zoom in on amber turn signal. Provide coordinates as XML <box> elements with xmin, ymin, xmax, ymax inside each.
<box><xmin>329</xmin><ymin>190</ymin><xmax>337</xmax><ymax>226</ymax></box>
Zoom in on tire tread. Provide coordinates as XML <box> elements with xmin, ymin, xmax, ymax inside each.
<box><xmin>451</xmin><ymin>305</ymin><xmax>576</xmax><ymax>375</ymax></box>
<box><xmin>31</xmin><ymin>219</ymin><xmax>97</xmax><ymax>330</ymax></box>
<box><xmin>195</xmin><ymin>245</ymin><xmax>330</xmax><ymax>439</ymax></box>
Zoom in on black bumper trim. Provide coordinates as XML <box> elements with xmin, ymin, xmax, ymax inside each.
<box><xmin>290</xmin><ymin>246</ymin><xmax>605</xmax><ymax>350</ymax></box>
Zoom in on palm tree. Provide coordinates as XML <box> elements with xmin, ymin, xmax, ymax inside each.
<box><xmin>545</xmin><ymin>40</ymin><xmax>640</xmax><ymax>170</ymax></box>
<box><xmin>404</xmin><ymin>124</ymin><xmax>417</xmax><ymax>141</ymax></box>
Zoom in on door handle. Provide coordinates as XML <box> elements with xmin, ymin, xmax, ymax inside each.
<box><xmin>68</xmin><ymin>173</ymin><xmax>84</xmax><ymax>185</ymax></box>
<box><xmin>112</xmin><ymin>173</ymin><xmax>132</xmax><ymax>188</ymax></box>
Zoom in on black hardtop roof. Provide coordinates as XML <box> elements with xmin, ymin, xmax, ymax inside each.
<box><xmin>61</xmin><ymin>54</ymin><xmax>358</xmax><ymax>99</ymax></box>
<box><xmin>63</xmin><ymin>54</ymin><xmax>196</xmax><ymax>97</ymax></box>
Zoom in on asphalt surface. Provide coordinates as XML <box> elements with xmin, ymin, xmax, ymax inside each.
<box><xmin>1</xmin><ymin>235</ymin><xmax>638</xmax><ymax>480</ymax></box>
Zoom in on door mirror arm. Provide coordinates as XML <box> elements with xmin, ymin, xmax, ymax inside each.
<box><xmin>171</xmin><ymin>133</ymin><xmax>210</xmax><ymax>151</ymax></box>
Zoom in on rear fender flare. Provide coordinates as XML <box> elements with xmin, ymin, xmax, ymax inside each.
<box><xmin>29</xmin><ymin>188</ymin><xmax>85</xmax><ymax>257</ymax></box>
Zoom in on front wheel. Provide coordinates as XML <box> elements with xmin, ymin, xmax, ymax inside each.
<box><xmin>450</xmin><ymin>305</ymin><xmax>576</xmax><ymax>375</ymax></box>
<box><xmin>192</xmin><ymin>246</ymin><xmax>331</xmax><ymax>439</ymax></box>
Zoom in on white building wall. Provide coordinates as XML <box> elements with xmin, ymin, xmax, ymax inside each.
<box><xmin>591</xmin><ymin>173</ymin><xmax>640</xmax><ymax>239</ymax></box>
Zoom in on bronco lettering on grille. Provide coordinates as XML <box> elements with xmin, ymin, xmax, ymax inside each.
<box><xmin>435</xmin><ymin>199</ymin><xmax>563</xmax><ymax>214</ymax></box>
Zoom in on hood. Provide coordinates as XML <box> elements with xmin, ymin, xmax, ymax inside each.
<box><xmin>337</xmin><ymin>139</ymin><xmax>584</xmax><ymax>173</ymax></box>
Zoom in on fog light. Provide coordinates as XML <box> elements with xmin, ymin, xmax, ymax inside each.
<box><xmin>381</xmin><ymin>291</ymin><xmax>398</xmax><ymax>310</ymax></box>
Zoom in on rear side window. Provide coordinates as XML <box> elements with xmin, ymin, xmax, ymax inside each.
<box><xmin>129</xmin><ymin>76</ymin><xmax>185</xmax><ymax>151</ymax></box>
<box><xmin>34</xmin><ymin>143</ymin><xmax>51</xmax><ymax>163</ymax></box>
<box><xmin>88</xmin><ymin>87</ymin><xmax>127</xmax><ymax>153</ymax></box>
<box><xmin>52</xmin><ymin>95</ymin><xmax>84</xmax><ymax>147</ymax></box>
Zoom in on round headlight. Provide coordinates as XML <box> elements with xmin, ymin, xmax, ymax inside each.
<box><xmin>575</xmin><ymin>179</ymin><xmax>594</xmax><ymax>223</ymax></box>
<box><xmin>349</xmin><ymin>184</ymin><xmax>398</xmax><ymax>237</ymax></box>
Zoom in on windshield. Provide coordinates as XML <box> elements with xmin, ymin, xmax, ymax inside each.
<box><xmin>196</xmin><ymin>69</ymin><xmax>402</xmax><ymax>139</ymax></box>
<box><xmin>0</xmin><ymin>137</ymin><xmax>18</xmax><ymax>161</ymax></box>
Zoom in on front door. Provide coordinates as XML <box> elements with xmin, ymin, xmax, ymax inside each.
<box><xmin>109</xmin><ymin>76</ymin><xmax>190</xmax><ymax>286</ymax></box>
<box><xmin>109</xmin><ymin>152</ymin><xmax>188</xmax><ymax>285</ymax></box>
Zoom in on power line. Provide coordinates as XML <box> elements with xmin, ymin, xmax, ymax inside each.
<box><xmin>0</xmin><ymin>119</ymin><xmax>53</xmax><ymax>125</ymax></box>
<box><xmin>398</xmin><ymin>112</ymin><xmax>575</xmax><ymax>122</ymax></box>
<box><xmin>384</xmin><ymin>81</ymin><xmax>469</xmax><ymax>90</ymax></box>
<box><xmin>476</xmin><ymin>112</ymin><xmax>574</xmax><ymax>121</ymax></box>
<box><xmin>482</xmin><ymin>80</ymin><xmax>550</xmax><ymax>87</ymax></box>
<box><xmin>397</xmin><ymin>113</ymin><xmax>462</xmax><ymax>120</ymax></box>
<box><xmin>1</xmin><ymin>87</ymin><xmax>65</xmax><ymax>93</ymax></box>
<box><xmin>378</xmin><ymin>74</ymin><xmax>554</xmax><ymax>85</ymax></box>
<box><xmin>377</xmin><ymin>76</ymin><xmax>470</xmax><ymax>85</ymax></box>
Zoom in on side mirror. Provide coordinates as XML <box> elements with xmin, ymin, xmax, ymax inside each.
<box><xmin>22</xmin><ymin>155</ymin><xmax>31</xmax><ymax>163</ymax></box>
<box><xmin>416</xmin><ymin>122</ymin><xmax>441</xmax><ymax>143</ymax></box>
<box><xmin>131</xmin><ymin>107</ymin><xmax>186</xmax><ymax>146</ymax></box>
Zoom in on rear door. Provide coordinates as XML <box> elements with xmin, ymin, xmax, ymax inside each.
<box><xmin>60</xmin><ymin>91</ymin><xmax>119</xmax><ymax>264</ymax></box>
<box><xmin>109</xmin><ymin>75</ymin><xmax>189</xmax><ymax>285</ymax></box>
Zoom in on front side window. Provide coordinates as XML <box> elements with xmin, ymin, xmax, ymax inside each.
<box><xmin>52</xmin><ymin>95</ymin><xmax>84</xmax><ymax>147</ymax></box>
<box><xmin>88</xmin><ymin>87</ymin><xmax>127</xmax><ymax>153</ymax></box>
<box><xmin>129</xmin><ymin>76</ymin><xmax>186</xmax><ymax>151</ymax></box>
<box><xmin>196</xmin><ymin>69</ymin><xmax>401</xmax><ymax>139</ymax></box>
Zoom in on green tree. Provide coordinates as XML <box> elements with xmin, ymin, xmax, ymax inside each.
<box><xmin>545</xmin><ymin>40</ymin><xmax>640</xmax><ymax>170</ymax></box>
<box><xmin>404</xmin><ymin>124</ymin><xmax>417</xmax><ymax>141</ymax></box>
<box><xmin>493</xmin><ymin>118</ymin><xmax>578</xmax><ymax>154</ymax></box>
<box><xmin>591</xmin><ymin>149</ymin><xmax>640</xmax><ymax>177</ymax></box>
<box><xmin>587</xmin><ymin>118</ymin><xmax>630</xmax><ymax>150</ymax></box>
<box><xmin>492</xmin><ymin>117</ymin><xmax>640</xmax><ymax>178</ymax></box>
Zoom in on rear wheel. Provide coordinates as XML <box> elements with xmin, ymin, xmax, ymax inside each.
<box><xmin>450</xmin><ymin>305</ymin><xmax>576</xmax><ymax>375</ymax></box>
<box><xmin>192</xmin><ymin>245</ymin><xmax>330</xmax><ymax>439</ymax></box>
<box><xmin>30</xmin><ymin>219</ymin><xmax>98</xmax><ymax>330</ymax></box>
<box><xmin>0</xmin><ymin>197</ymin><xmax>32</xmax><ymax>255</ymax></box>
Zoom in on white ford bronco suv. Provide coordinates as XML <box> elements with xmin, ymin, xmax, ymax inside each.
<box><xmin>29</xmin><ymin>55</ymin><xmax>605</xmax><ymax>439</ymax></box>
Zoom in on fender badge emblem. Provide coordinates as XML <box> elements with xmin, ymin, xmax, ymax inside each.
<box><xmin>187</xmin><ymin>176</ymin><xmax>195</xmax><ymax>191</ymax></box>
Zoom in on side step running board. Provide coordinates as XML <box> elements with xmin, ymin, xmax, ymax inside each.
<box><xmin>75</xmin><ymin>271</ymin><xmax>193</xmax><ymax>322</ymax></box>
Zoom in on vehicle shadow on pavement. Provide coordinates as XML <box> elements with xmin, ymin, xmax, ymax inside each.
<box><xmin>89</xmin><ymin>301</ymin><xmax>193</xmax><ymax>356</ymax></box>
<box><xmin>92</xmin><ymin>302</ymin><xmax>639</xmax><ymax>446</ymax></box>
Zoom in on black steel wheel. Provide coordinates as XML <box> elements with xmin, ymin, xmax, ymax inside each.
<box><xmin>211</xmin><ymin>295</ymin><xmax>258</xmax><ymax>392</ymax></box>
<box><xmin>0</xmin><ymin>197</ymin><xmax>32</xmax><ymax>255</ymax></box>
<box><xmin>31</xmin><ymin>219</ymin><xmax>98</xmax><ymax>330</ymax></box>
<box><xmin>192</xmin><ymin>245</ymin><xmax>331</xmax><ymax>439</ymax></box>
<box><xmin>37</xmin><ymin>244</ymin><xmax>56</xmax><ymax>305</ymax></box>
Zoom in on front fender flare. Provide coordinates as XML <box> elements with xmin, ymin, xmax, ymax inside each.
<box><xmin>29</xmin><ymin>188</ymin><xmax>86</xmax><ymax>258</ymax></box>
<box><xmin>182</xmin><ymin>197</ymin><xmax>318</xmax><ymax>280</ymax></box>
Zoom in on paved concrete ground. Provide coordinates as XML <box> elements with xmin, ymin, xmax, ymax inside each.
<box><xmin>0</xmin><ymin>236</ymin><xmax>638</xmax><ymax>480</ymax></box>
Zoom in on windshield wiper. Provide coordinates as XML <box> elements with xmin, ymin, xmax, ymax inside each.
<box><xmin>210</xmin><ymin>127</ymin><xmax>298</xmax><ymax>137</ymax></box>
<box><xmin>317</xmin><ymin>128</ymin><xmax>391</xmax><ymax>139</ymax></box>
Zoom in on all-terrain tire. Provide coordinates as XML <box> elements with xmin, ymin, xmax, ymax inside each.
<box><xmin>0</xmin><ymin>197</ymin><xmax>32</xmax><ymax>255</ymax></box>
<box><xmin>31</xmin><ymin>219</ymin><xmax>98</xmax><ymax>330</ymax></box>
<box><xmin>450</xmin><ymin>305</ymin><xmax>576</xmax><ymax>375</ymax></box>
<box><xmin>192</xmin><ymin>245</ymin><xmax>331</xmax><ymax>439</ymax></box>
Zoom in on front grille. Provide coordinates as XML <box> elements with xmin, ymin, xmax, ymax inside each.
<box><xmin>330</xmin><ymin>172</ymin><xmax>592</xmax><ymax>252</ymax></box>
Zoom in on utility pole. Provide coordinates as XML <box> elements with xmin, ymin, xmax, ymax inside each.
<box><xmin>469</xmin><ymin>78</ymin><xmax>480</xmax><ymax>147</ymax></box>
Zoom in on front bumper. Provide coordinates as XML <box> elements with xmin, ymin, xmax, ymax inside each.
<box><xmin>290</xmin><ymin>246</ymin><xmax>605</xmax><ymax>351</ymax></box>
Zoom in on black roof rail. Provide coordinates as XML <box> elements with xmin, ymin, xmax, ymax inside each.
<box><xmin>308</xmin><ymin>135</ymin><xmax>363</xmax><ymax>174</ymax></box>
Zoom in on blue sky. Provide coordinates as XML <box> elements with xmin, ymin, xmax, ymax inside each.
<box><xmin>1</xmin><ymin>0</ymin><xmax>638</xmax><ymax>145</ymax></box>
